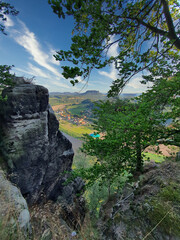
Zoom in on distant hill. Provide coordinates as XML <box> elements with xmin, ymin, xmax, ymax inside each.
<box><xmin>120</xmin><ymin>93</ymin><xmax>141</xmax><ymax>99</ymax></box>
<box><xmin>49</xmin><ymin>91</ymin><xmax>140</xmax><ymax>104</ymax></box>
<box><xmin>50</xmin><ymin>91</ymin><xmax>139</xmax><ymax>98</ymax></box>
<box><xmin>80</xmin><ymin>90</ymin><xmax>103</xmax><ymax>96</ymax></box>
<box><xmin>50</xmin><ymin>92</ymin><xmax>79</xmax><ymax>96</ymax></box>
<box><xmin>50</xmin><ymin>90</ymin><xmax>106</xmax><ymax>101</ymax></box>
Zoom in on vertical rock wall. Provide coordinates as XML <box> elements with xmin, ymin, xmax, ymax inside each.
<box><xmin>0</xmin><ymin>83</ymin><xmax>83</xmax><ymax>206</ymax></box>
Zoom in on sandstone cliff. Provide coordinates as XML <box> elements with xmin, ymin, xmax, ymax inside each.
<box><xmin>0</xmin><ymin>82</ymin><xmax>84</xmax><ymax>210</ymax></box>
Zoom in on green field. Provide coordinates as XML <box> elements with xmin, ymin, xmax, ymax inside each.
<box><xmin>144</xmin><ymin>152</ymin><xmax>166</xmax><ymax>163</ymax></box>
<box><xmin>67</xmin><ymin>104</ymin><xmax>88</xmax><ymax>116</ymax></box>
<box><xmin>49</xmin><ymin>97</ymin><xmax>62</xmax><ymax>106</ymax></box>
<box><xmin>59</xmin><ymin>120</ymin><xmax>93</xmax><ymax>139</ymax></box>
<box><xmin>49</xmin><ymin>96</ymin><xmax>82</xmax><ymax>106</ymax></box>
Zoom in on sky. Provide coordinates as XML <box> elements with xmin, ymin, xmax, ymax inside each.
<box><xmin>0</xmin><ymin>0</ymin><xmax>151</xmax><ymax>94</ymax></box>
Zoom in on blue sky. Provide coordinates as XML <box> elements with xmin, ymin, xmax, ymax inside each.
<box><xmin>0</xmin><ymin>0</ymin><xmax>151</xmax><ymax>93</ymax></box>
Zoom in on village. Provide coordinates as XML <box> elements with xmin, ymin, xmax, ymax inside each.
<box><xmin>53</xmin><ymin>106</ymin><xmax>89</xmax><ymax>126</ymax></box>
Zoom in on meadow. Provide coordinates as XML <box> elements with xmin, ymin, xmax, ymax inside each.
<box><xmin>67</xmin><ymin>104</ymin><xmax>88</xmax><ymax>116</ymax></box>
<box><xmin>59</xmin><ymin>120</ymin><xmax>93</xmax><ymax>139</ymax></box>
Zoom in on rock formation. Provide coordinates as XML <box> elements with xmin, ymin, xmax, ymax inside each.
<box><xmin>0</xmin><ymin>167</ymin><xmax>31</xmax><ymax>238</ymax></box>
<box><xmin>98</xmin><ymin>161</ymin><xmax>180</xmax><ymax>240</ymax></box>
<box><xmin>0</xmin><ymin>81</ymin><xmax>84</xmax><ymax>210</ymax></box>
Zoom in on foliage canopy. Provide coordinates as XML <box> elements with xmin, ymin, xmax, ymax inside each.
<box><xmin>0</xmin><ymin>0</ymin><xmax>18</xmax><ymax>35</ymax></box>
<box><xmin>49</xmin><ymin>0</ymin><xmax>180</xmax><ymax>95</ymax></box>
<box><xmin>49</xmin><ymin>0</ymin><xmax>180</xmax><ymax>187</ymax></box>
<box><xmin>72</xmin><ymin>74</ymin><xmax>180</xmax><ymax>187</ymax></box>
<box><xmin>0</xmin><ymin>65</ymin><xmax>14</xmax><ymax>89</ymax></box>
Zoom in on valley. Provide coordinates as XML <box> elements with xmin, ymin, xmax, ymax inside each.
<box><xmin>49</xmin><ymin>91</ymin><xmax>104</xmax><ymax>139</ymax></box>
<box><xmin>49</xmin><ymin>91</ymin><xmax>179</xmax><ymax>162</ymax></box>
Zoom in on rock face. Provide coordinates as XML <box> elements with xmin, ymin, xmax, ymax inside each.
<box><xmin>0</xmin><ymin>167</ymin><xmax>31</xmax><ymax>236</ymax></box>
<box><xmin>99</xmin><ymin>161</ymin><xmax>180</xmax><ymax>240</ymax></box>
<box><xmin>0</xmin><ymin>83</ymin><xmax>84</xmax><ymax>207</ymax></box>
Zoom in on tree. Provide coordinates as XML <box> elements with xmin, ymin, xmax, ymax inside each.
<box><xmin>139</xmin><ymin>72</ymin><xmax>180</xmax><ymax>147</ymax></box>
<box><xmin>74</xmin><ymin>73</ymin><xmax>179</xmax><ymax>186</ymax></box>
<box><xmin>49</xmin><ymin>0</ymin><xmax>180</xmax><ymax>187</ymax></box>
<box><xmin>0</xmin><ymin>0</ymin><xmax>18</xmax><ymax>34</ymax></box>
<box><xmin>48</xmin><ymin>0</ymin><xmax>180</xmax><ymax>96</ymax></box>
<box><xmin>0</xmin><ymin>65</ymin><xmax>14</xmax><ymax>88</ymax></box>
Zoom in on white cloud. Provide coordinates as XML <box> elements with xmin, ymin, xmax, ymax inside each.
<box><xmin>127</xmin><ymin>77</ymin><xmax>143</xmax><ymax>89</ymax></box>
<box><xmin>15</xmin><ymin>65</ymin><xmax>52</xmax><ymax>79</ymax></box>
<box><xmin>123</xmin><ymin>76</ymin><xmax>153</xmax><ymax>93</ymax></box>
<box><xmin>105</xmin><ymin>35</ymin><xmax>119</xmax><ymax>58</ymax></box>
<box><xmin>4</xmin><ymin>16</ymin><xmax>14</xmax><ymax>28</ymax></box>
<box><xmin>49</xmin><ymin>49</ymin><xmax>60</xmax><ymax>66</ymax></box>
<box><xmin>75</xmin><ymin>76</ymin><xmax>83</xmax><ymax>82</ymax></box>
<box><xmin>14</xmin><ymin>67</ymin><xmax>73</xmax><ymax>91</ymax></box>
<box><xmin>51</xmin><ymin>80</ymin><xmax>72</xmax><ymax>89</ymax></box>
<box><xmin>11</xmin><ymin>20</ymin><xmax>62</xmax><ymax>77</ymax></box>
<box><xmin>88</xmin><ymin>80</ymin><xmax>110</xmax><ymax>86</ymax></box>
<box><xmin>98</xmin><ymin>35</ymin><xmax>119</xmax><ymax>81</ymax></box>
<box><xmin>28</xmin><ymin>63</ymin><xmax>50</xmax><ymax>78</ymax></box>
<box><xmin>14</xmin><ymin>67</ymin><xmax>34</xmax><ymax>76</ymax></box>
<box><xmin>98</xmin><ymin>64</ymin><xmax>118</xmax><ymax>80</ymax></box>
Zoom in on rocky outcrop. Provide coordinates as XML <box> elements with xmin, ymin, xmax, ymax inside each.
<box><xmin>0</xmin><ymin>167</ymin><xmax>31</xmax><ymax>237</ymax></box>
<box><xmin>99</xmin><ymin>161</ymin><xmax>180</xmax><ymax>240</ymax></box>
<box><xmin>0</xmin><ymin>82</ymin><xmax>84</xmax><ymax>209</ymax></box>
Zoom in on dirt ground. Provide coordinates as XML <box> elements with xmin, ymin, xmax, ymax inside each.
<box><xmin>144</xmin><ymin>144</ymin><xmax>179</xmax><ymax>157</ymax></box>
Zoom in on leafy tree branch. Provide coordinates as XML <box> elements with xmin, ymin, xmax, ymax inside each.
<box><xmin>0</xmin><ymin>0</ymin><xmax>18</xmax><ymax>34</ymax></box>
<box><xmin>49</xmin><ymin>0</ymin><xmax>180</xmax><ymax>95</ymax></box>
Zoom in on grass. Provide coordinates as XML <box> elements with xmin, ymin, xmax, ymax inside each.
<box><xmin>67</xmin><ymin>104</ymin><xmax>87</xmax><ymax>116</ymax></box>
<box><xmin>49</xmin><ymin>96</ymin><xmax>83</xmax><ymax>106</ymax></box>
<box><xmin>73</xmin><ymin>150</ymin><xmax>96</xmax><ymax>169</ymax></box>
<box><xmin>49</xmin><ymin>97</ymin><xmax>62</xmax><ymax>106</ymax></box>
<box><xmin>59</xmin><ymin>120</ymin><xmax>93</xmax><ymax>139</ymax></box>
<box><xmin>30</xmin><ymin>200</ymin><xmax>100</xmax><ymax>240</ymax></box>
<box><xmin>143</xmin><ymin>152</ymin><xmax>166</xmax><ymax>163</ymax></box>
<box><xmin>0</xmin><ymin>190</ymin><xmax>30</xmax><ymax>240</ymax></box>
<box><xmin>147</xmin><ymin>182</ymin><xmax>180</xmax><ymax>237</ymax></box>
<box><xmin>72</xmin><ymin>151</ymin><xmax>130</xmax><ymax>219</ymax></box>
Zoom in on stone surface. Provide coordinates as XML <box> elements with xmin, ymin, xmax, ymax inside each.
<box><xmin>98</xmin><ymin>161</ymin><xmax>180</xmax><ymax>240</ymax></box>
<box><xmin>0</xmin><ymin>83</ymin><xmax>84</xmax><ymax>207</ymax></box>
<box><xmin>0</xmin><ymin>167</ymin><xmax>31</xmax><ymax>234</ymax></box>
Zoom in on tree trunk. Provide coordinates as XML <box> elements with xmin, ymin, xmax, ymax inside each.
<box><xmin>135</xmin><ymin>133</ymin><xmax>143</xmax><ymax>172</ymax></box>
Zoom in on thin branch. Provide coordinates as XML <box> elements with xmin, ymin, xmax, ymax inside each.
<box><xmin>135</xmin><ymin>0</ymin><xmax>155</xmax><ymax>18</ymax></box>
<box><xmin>118</xmin><ymin>41</ymin><xmax>177</xmax><ymax>93</ymax></box>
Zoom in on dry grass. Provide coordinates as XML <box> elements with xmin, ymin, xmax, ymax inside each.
<box><xmin>30</xmin><ymin>201</ymin><xmax>99</xmax><ymax>240</ymax></box>
<box><xmin>0</xmin><ymin>210</ymin><xmax>27</xmax><ymax>240</ymax></box>
<box><xmin>0</xmin><ymin>169</ymin><xmax>30</xmax><ymax>240</ymax></box>
<box><xmin>30</xmin><ymin>201</ymin><xmax>71</xmax><ymax>240</ymax></box>
<box><xmin>144</xmin><ymin>144</ymin><xmax>179</xmax><ymax>158</ymax></box>
<box><xmin>0</xmin><ymin>197</ymin><xmax>29</xmax><ymax>240</ymax></box>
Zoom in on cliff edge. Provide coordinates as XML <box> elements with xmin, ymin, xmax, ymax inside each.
<box><xmin>0</xmin><ymin>82</ymin><xmax>84</xmax><ymax>210</ymax></box>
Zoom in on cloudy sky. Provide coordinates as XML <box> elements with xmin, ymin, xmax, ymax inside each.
<box><xmin>0</xmin><ymin>0</ymin><xmax>151</xmax><ymax>93</ymax></box>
